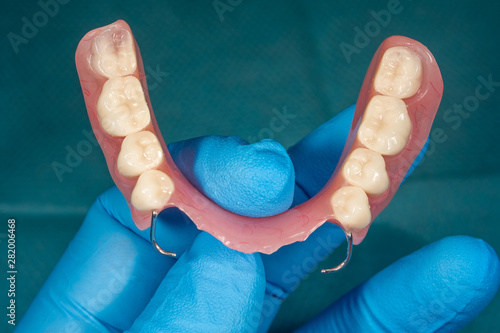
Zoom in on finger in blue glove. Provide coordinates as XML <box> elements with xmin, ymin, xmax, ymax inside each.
<box><xmin>295</xmin><ymin>236</ymin><xmax>500</xmax><ymax>333</ymax></box>
<box><xmin>127</xmin><ymin>232</ymin><xmax>266</xmax><ymax>332</ymax></box>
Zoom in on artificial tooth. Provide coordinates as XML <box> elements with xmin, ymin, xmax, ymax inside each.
<box><xmin>131</xmin><ymin>170</ymin><xmax>174</xmax><ymax>211</ymax></box>
<box><xmin>374</xmin><ymin>46</ymin><xmax>422</xmax><ymax>99</ymax></box>
<box><xmin>331</xmin><ymin>186</ymin><xmax>371</xmax><ymax>230</ymax></box>
<box><xmin>117</xmin><ymin>131</ymin><xmax>164</xmax><ymax>177</ymax></box>
<box><xmin>357</xmin><ymin>95</ymin><xmax>412</xmax><ymax>156</ymax></box>
<box><xmin>90</xmin><ymin>27</ymin><xmax>137</xmax><ymax>78</ymax></box>
<box><xmin>97</xmin><ymin>76</ymin><xmax>151</xmax><ymax>137</ymax></box>
<box><xmin>342</xmin><ymin>148</ymin><xmax>389</xmax><ymax>196</ymax></box>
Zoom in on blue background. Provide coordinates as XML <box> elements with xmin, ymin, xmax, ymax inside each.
<box><xmin>1</xmin><ymin>0</ymin><xmax>499</xmax><ymax>331</ymax></box>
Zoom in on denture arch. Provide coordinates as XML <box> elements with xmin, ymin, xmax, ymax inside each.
<box><xmin>76</xmin><ymin>20</ymin><xmax>443</xmax><ymax>256</ymax></box>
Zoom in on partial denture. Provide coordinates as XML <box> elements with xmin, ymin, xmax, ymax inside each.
<box><xmin>76</xmin><ymin>21</ymin><xmax>443</xmax><ymax>258</ymax></box>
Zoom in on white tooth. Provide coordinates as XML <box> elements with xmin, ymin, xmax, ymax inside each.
<box><xmin>97</xmin><ymin>76</ymin><xmax>151</xmax><ymax>137</ymax></box>
<box><xmin>331</xmin><ymin>186</ymin><xmax>371</xmax><ymax>230</ymax></box>
<box><xmin>131</xmin><ymin>170</ymin><xmax>174</xmax><ymax>211</ymax></box>
<box><xmin>117</xmin><ymin>131</ymin><xmax>164</xmax><ymax>177</ymax></box>
<box><xmin>374</xmin><ymin>46</ymin><xmax>422</xmax><ymax>99</ymax></box>
<box><xmin>357</xmin><ymin>95</ymin><xmax>411</xmax><ymax>156</ymax></box>
<box><xmin>342</xmin><ymin>148</ymin><xmax>389</xmax><ymax>196</ymax></box>
<box><xmin>90</xmin><ymin>28</ymin><xmax>137</xmax><ymax>78</ymax></box>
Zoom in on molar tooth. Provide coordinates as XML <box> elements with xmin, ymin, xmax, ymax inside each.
<box><xmin>90</xmin><ymin>27</ymin><xmax>137</xmax><ymax>78</ymax></box>
<box><xmin>131</xmin><ymin>170</ymin><xmax>174</xmax><ymax>211</ymax></box>
<box><xmin>357</xmin><ymin>95</ymin><xmax>411</xmax><ymax>156</ymax></box>
<box><xmin>342</xmin><ymin>148</ymin><xmax>389</xmax><ymax>196</ymax></box>
<box><xmin>331</xmin><ymin>186</ymin><xmax>371</xmax><ymax>230</ymax></box>
<box><xmin>97</xmin><ymin>76</ymin><xmax>150</xmax><ymax>137</ymax></box>
<box><xmin>117</xmin><ymin>131</ymin><xmax>164</xmax><ymax>177</ymax></box>
<box><xmin>374</xmin><ymin>46</ymin><xmax>422</xmax><ymax>99</ymax></box>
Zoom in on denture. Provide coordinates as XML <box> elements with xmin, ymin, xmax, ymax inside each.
<box><xmin>75</xmin><ymin>20</ymin><xmax>443</xmax><ymax>268</ymax></box>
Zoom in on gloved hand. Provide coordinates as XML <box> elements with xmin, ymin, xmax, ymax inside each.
<box><xmin>17</xmin><ymin>106</ymin><xmax>500</xmax><ymax>332</ymax></box>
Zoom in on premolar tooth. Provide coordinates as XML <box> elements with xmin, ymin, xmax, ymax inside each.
<box><xmin>374</xmin><ymin>46</ymin><xmax>422</xmax><ymax>99</ymax></box>
<box><xmin>357</xmin><ymin>95</ymin><xmax>411</xmax><ymax>156</ymax></box>
<box><xmin>90</xmin><ymin>27</ymin><xmax>137</xmax><ymax>78</ymax></box>
<box><xmin>97</xmin><ymin>76</ymin><xmax>151</xmax><ymax>137</ymax></box>
<box><xmin>131</xmin><ymin>170</ymin><xmax>174</xmax><ymax>211</ymax></box>
<box><xmin>331</xmin><ymin>186</ymin><xmax>371</xmax><ymax>230</ymax></box>
<box><xmin>117</xmin><ymin>131</ymin><xmax>164</xmax><ymax>177</ymax></box>
<box><xmin>342</xmin><ymin>148</ymin><xmax>389</xmax><ymax>196</ymax></box>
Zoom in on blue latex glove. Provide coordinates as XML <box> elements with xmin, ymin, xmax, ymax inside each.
<box><xmin>17</xmin><ymin>106</ymin><xmax>500</xmax><ymax>332</ymax></box>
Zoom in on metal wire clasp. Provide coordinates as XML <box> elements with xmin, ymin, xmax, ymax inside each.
<box><xmin>321</xmin><ymin>231</ymin><xmax>353</xmax><ymax>273</ymax></box>
<box><xmin>150</xmin><ymin>211</ymin><xmax>177</xmax><ymax>257</ymax></box>
<box><xmin>150</xmin><ymin>209</ymin><xmax>352</xmax><ymax>271</ymax></box>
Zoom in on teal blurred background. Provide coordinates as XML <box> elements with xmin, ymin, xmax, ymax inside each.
<box><xmin>1</xmin><ymin>0</ymin><xmax>499</xmax><ymax>331</ymax></box>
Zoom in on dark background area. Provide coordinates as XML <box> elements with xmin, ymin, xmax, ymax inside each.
<box><xmin>1</xmin><ymin>0</ymin><xmax>499</xmax><ymax>331</ymax></box>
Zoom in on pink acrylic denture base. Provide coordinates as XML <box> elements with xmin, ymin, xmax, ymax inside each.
<box><xmin>75</xmin><ymin>20</ymin><xmax>443</xmax><ymax>254</ymax></box>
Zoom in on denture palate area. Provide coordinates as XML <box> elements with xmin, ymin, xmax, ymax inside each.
<box><xmin>92</xmin><ymin>27</ymin><xmax>174</xmax><ymax>212</ymax></box>
<box><xmin>331</xmin><ymin>46</ymin><xmax>422</xmax><ymax>231</ymax></box>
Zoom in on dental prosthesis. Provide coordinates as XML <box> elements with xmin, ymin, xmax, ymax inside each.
<box><xmin>75</xmin><ymin>20</ymin><xmax>443</xmax><ymax>272</ymax></box>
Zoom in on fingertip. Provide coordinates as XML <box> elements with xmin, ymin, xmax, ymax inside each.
<box><xmin>169</xmin><ymin>136</ymin><xmax>295</xmax><ymax>217</ymax></box>
<box><xmin>188</xmin><ymin>232</ymin><xmax>265</xmax><ymax>283</ymax></box>
<box><xmin>236</xmin><ymin>138</ymin><xmax>295</xmax><ymax>216</ymax></box>
<box><xmin>187</xmin><ymin>233</ymin><xmax>267</xmax><ymax>312</ymax></box>
<box><xmin>399</xmin><ymin>236</ymin><xmax>500</xmax><ymax>332</ymax></box>
<box><xmin>382</xmin><ymin>236</ymin><xmax>500</xmax><ymax>331</ymax></box>
<box><xmin>128</xmin><ymin>232</ymin><xmax>266</xmax><ymax>332</ymax></box>
<box><xmin>425</xmin><ymin>236</ymin><xmax>500</xmax><ymax>315</ymax></box>
<box><xmin>373</xmin><ymin>235</ymin><xmax>500</xmax><ymax>332</ymax></box>
<box><xmin>297</xmin><ymin>236</ymin><xmax>500</xmax><ymax>333</ymax></box>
